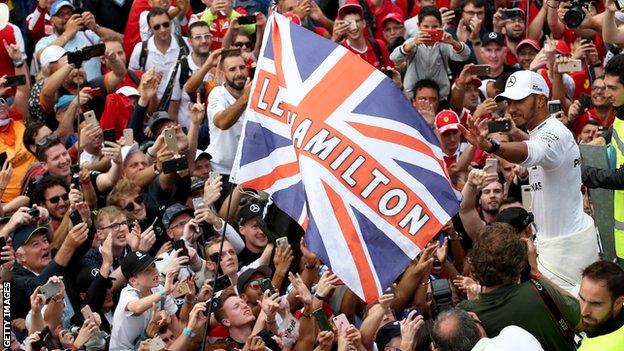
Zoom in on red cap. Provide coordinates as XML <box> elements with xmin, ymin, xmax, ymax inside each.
<box><xmin>381</xmin><ymin>12</ymin><xmax>404</xmax><ymax>26</ymax></box>
<box><xmin>282</xmin><ymin>11</ymin><xmax>301</xmax><ymax>25</ymax></box>
<box><xmin>554</xmin><ymin>40</ymin><xmax>571</xmax><ymax>56</ymax></box>
<box><xmin>435</xmin><ymin>110</ymin><xmax>461</xmax><ymax>134</ymax></box>
<box><xmin>338</xmin><ymin>1</ymin><xmax>364</xmax><ymax>19</ymax></box>
<box><xmin>516</xmin><ymin>38</ymin><xmax>540</xmax><ymax>55</ymax></box>
<box><xmin>469</xmin><ymin>77</ymin><xmax>482</xmax><ymax>88</ymax></box>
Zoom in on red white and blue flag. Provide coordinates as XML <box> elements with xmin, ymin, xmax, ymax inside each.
<box><xmin>231</xmin><ymin>14</ymin><xmax>459</xmax><ymax>302</ymax></box>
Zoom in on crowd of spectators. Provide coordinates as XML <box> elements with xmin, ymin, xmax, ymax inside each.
<box><xmin>1</xmin><ymin>0</ymin><xmax>624</xmax><ymax>350</ymax></box>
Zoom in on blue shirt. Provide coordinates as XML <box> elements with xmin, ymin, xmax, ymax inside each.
<box><xmin>36</xmin><ymin>30</ymin><xmax>102</xmax><ymax>81</ymax></box>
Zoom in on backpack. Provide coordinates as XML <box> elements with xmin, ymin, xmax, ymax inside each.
<box><xmin>138</xmin><ymin>34</ymin><xmax>190</xmax><ymax>71</ymax></box>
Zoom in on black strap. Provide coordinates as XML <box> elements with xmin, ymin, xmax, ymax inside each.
<box><xmin>529</xmin><ymin>279</ymin><xmax>576</xmax><ymax>344</ymax></box>
<box><xmin>128</xmin><ymin>69</ymin><xmax>141</xmax><ymax>85</ymax></box>
<box><xmin>157</xmin><ymin>54</ymin><xmax>186</xmax><ymax>112</ymax></box>
<box><xmin>139</xmin><ymin>39</ymin><xmax>149</xmax><ymax>71</ymax></box>
<box><xmin>178</xmin><ymin>57</ymin><xmax>191</xmax><ymax>89</ymax></box>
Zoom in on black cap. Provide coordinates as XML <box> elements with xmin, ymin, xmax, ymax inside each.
<box><xmin>375</xmin><ymin>321</ymin><xmax>402</xmax><ymax>350</ymax></box>
<box><xmin>482</xmin><ymin>31</ymin><xmax>505</xmax><ymax>47</ymax></box>
<box><xmin>11</xmin><ymin>224</ymin><xmax>49</xmax><ymax>250</ymax></box>
<box><xmin>76</xmin><ymin>266</ymin><xmax>101</xmax><ymax>292</ymax></box>
<box><xmin>190</xmin><ymin>177</ymin><xmax>205</xmax><ymax>193</ymax></box>
<box><xmin>148</xmin><ymin>111</ymin><xmax>173</xmax><ymax>134</ymax></box>
<box><xmin>495</xmin><ymin>207</ymin><xmax>534</xmax><ymax>232</ymax></box>
<box><xmin>238</xmin><ymin>202</ymin><xmax>264</xmax><ymax>226</ymax></box>
<box><xmin>236</xmin><ymin>265</ymin><xmax>272</xmax><ymax>294</ymax></box>
<box><xmin>121</xmin><ymin>250</ymin><xmax>162</xmax><ymax>279</ymax></box>
<box><xmin>162</xmin><ymin>203</ymin><xmax>194</xmax><ymax>229</ymax></box>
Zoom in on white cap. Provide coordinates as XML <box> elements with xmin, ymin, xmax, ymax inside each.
<box><xmin>121</xmin><ymin>143</ymin><xmax>140</xmax><ymax>164</ymax></box>
<box><xmin>471</xmin><ymin>326</ymin><xmax>544</xmax><ymax>351</ymax></box>
<box><xmin>116</xmin><ymin>86</ymin><xmax>139</xmax><ymax>97</ymax></box>
<box><xmin>495</xmin><ymin>70</ymin><xmax>549</xmax><ymax>102</ymax></box>
<box><xmin>0</xmin><ymin>3</ymin><xmax>9</xmax><ymax>30</ymax></box>
<box><xmin>40</xmin><ymin>45</ymin><xmax>67</xmax><ymax>67</ymax></box>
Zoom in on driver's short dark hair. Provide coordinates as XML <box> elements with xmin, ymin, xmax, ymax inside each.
<box><xmin>605</xmin><ymin>54</ymin><xmax>624</xmax><ymax>86</ymax></box>
<box><xmin>582</xmin><ymin>261</ymin><xmax>624</xmax><ymax>301</ymax></box>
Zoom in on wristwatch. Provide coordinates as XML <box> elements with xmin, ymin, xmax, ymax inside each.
<box><xmin>13</xmin><ymin>59</ymin><xmax>24</xmax><ymax>68</ymax></box>
<box><xmin>486</xmin><ymin>137</ymin><xmax>501</xmax><ymax>153</ymax></box>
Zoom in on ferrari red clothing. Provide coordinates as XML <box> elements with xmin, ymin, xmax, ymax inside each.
<box><xmin>0</xmin><ymin>24</ymin><xmax>25</xmax><ymax>97</ymax></box>
<box><xmin>569</xmin><ymin>108</ymin><xmax>615</xmax><ymax>136</ymax></box>
<box><xmin>123</xmin><ymin>0</ymin><xmax>151</xmax><ymax>57</ymax></box>
<box><xmin>341</xmin><ymin>38</ymin><xmax>394</xmax><ymax>69</ymax></box>
<box><xmin>569</xmin><ymin>70</ymin><xmax>591</xmax><ymax>100</ymax></box>
<box><xmin>25</xmin><ymin>5</ymin><xmax>52</xmax><ymax>43</ymax></box>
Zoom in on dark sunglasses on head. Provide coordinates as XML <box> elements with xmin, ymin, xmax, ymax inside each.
<box><xmin>47</xmin><ymin>193</ymin><xmax>69</xmax><ymax>204</ymax></box>
<box><xmin>122</xmin><ymin>195</ymin><xmax>144</xmax><ymax>212</ymax></box>
<box><xmin>36</xmin><ymin>133</ymin><xmax>59</xmax><ymax>148</ymax></box>
<box><xmin>153</xmin><ymin>21</ymin><xmax>171</xmax><ymax>31</ymax></box>
<box><xmin>233</xmin><ymin>41</ymin><xmax>253</xmax><ymax>49</ymax></box>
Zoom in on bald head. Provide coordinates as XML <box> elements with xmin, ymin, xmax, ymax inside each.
<box><xmin>432</xmin><ymin>308</ymin><xmax>482</xmax><ymax>351</ymax></box>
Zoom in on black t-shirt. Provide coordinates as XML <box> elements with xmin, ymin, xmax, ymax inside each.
<box><xmin>237</xmin><ymin>247</ymin><xmax>262</xmax><ymax>268</ymax></box>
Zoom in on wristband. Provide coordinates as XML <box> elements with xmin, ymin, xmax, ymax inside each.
<box><xmin>314</xmin><ymin>293</ymin><xmax>327</xmax><ymax>301</ymax></box>
<box><xmin>147</xmin><ymin>148</ymin><xmax>156</xmax><ymax>158</ymax></box>
<box><xmin>183</xmin><ymin>327</ymin><xmax>196</xmax><ymax>338</ymax></box>
<box><xmin>159</xmin><ymin>290</ymin><xmax>166</xmax><ymax>297</ymax></box>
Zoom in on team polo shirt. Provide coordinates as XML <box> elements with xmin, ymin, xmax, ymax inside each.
<box><xmin>520</xmin><ymin>115</ymin><xmax>593</xmax><ymax>239</ymax></box>
<box><xmin>459</xmin><ymin>278</ymin><xmax>580</xmax><ymax>351</ymax></box>
<box><xmin>206</xmin><ymin>84</ymin><xmax>245</xmax><ymax>175</ymax></box>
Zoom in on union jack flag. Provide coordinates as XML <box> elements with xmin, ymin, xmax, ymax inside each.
<box><xmin>231</xmin><ymin>14</ymin><xmax>460</xmax><ymax>302</ymax></box>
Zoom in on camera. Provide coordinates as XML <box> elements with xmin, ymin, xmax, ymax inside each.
<box><xmin>28</xmin><ymin>207</ymin><xmax>40</xmax><ymax>218</ymax></box>
<box><xmin>67</xmin><ymin>43</ymin><xmax>106</xmax><ymax>66</ymax></box>
<box><xmin>431</xmin><ymin>279</ymin><xmax>453</xmax><ymax>318</ymax></box>
<box><xmin>563</xmin><ymin>0</ymin><xmax>591</xmax><ymax>28</ymax></box>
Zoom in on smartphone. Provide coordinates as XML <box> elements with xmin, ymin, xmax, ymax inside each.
<box><xmin>70</xmin><ymin>209</ymin><xmax>83</xmax><ymax>225</ymax></box>
<box><xmin>237</xmin><ymin>14</ymin><xmax>257</xmax><ymax>25</ymax></box>
<box><xmin>275</xmin><ymin>237</ymin><xmax>288</xmax><ymax>247</ymax></box>
<box><xmin>70</xmin><ymin>164</ymin><xmax>81</xmax><ymax>189</ymax></box>
<box><xmin>0</xmin><ymin>237</ymin><xmax>6</xmax><ymax>266</ymax></box>
<box><xmin>4</xmin><ymin>74</ymin><xmax>26</xmax><ymax>87</ymax></box>
<box><xmin>149</xmin><ymin>336</ymin><xmax>167</xmax><ymax>351</ymax></box>
<box><xmin>81</xmin><ymin>305</ymin><xmax>95</xmax><ymax>321</ymax></box>
<box><xmin>213</xmin><ymin>274</ymin><xmax>231</xmax><ymax>292</ymax></box>
<box><xmin>348</xmin><ymin>20</ymin><xmax>357</xmax><ymax>31</ymax></box>
<box><xmin>103</xmin><ymin>128</ymin><xmax>116</xmax><ymax>143</ymax></box>
<box><xmin>0</xmin><ymin>152</ymin><xmax>7</xmax><ymax>167</ymax></box>
<box><xmin>248</xmin><ymin>66</ymin><xmax>256</xmax><ymax>79</ymax></box>
<box><xmin>259</xmin><ymin>278</ymin><xmax>276</xmax><ymax>294</ymax></box>
<box><xmin>557</xmin><ymin>59</ymin><xmax>582</xmax><ymax>73</ymax></box>
<box><xmin>615</xmin><ymin>0</ymin><xmax>624</xmax><ymax>11</ymax></box>
<box><xmin>332</xmin><ymin>313</ymin><xmax>349</xmax><ymax>331</ymax></box>
<box><xmin>40</xmin><ymin>281</ymin><xmax>61</xmax><ymax>301</ymax></box>
<box><xmin>579</xmin><ymin>93</ymin><xmax>592</xmax><ymax>112</ymax></box>
<box><xmin>312</xmin><ymin>308</ymin><xmax>333</xmax><ymax>331</ymax></box>
<box><xmin>487</xmin><ymin>120</ymin><xmax>512</xmax><ymax>133</ymax></box>
<box><xmin>469</xmin><ymin>65</ymin><xmax>491</xmax><ymax>76</ymax></box>
<box><xmin>501</xmin><ymin>8</ymin><xmax>523</xmax><ymax>19</ymax></box>
<box><xmin>521</xmin><ymin>184</ymin><xmax>532</xmax><ymax>212</ymax></box>
<box><xmin>123</xmin><ymin>128</ymin><xmax>134</xmax><ymax>146</ymax></box>
<box><xmin>176</xmin><ymin>281</ymin><xmax>190</xmax><ymax>297</ymax></box>
<box><xmin>547</xmin><ymin>100</ymin><xmax>562</xmax><ymax>114</ymax></box>
<box><xmin>192</xmin><ymin>197</ymin><xmax>204</xmax><ymax>209</ymax></box>
<box><xmin>162</xmin><ymin>157</ymin><xmax>189</xmax><ymax>174</ymax></box>
<box><xmin>484</xmin><ymin>157</ymin><xmax>498</xmax><ymax>174</ymax></box>
<box><xmin>425</xmin><ymin>29</ymin><xmax>443</xmax><ymax>42</ymax></box>
<box><xmin>209</xmin><ymin>171</ymin><xmax>220</xmax><ymax>182</ymax></box>
<box><xmin>83</xmin><ymin>110</ymin><xmax>98</xmax><ymax>125</ymax></box>
<box><xmin>163</xmin><ymin>128</ymin><xmax>179</xmax><ymax>152</ymax></box>
<box><xmin>88</xmin><ymin>87</ymin><xmax>102</xmax><ymax>97</ymax></box>
<box><xmin>580</xmin><ymin>38</ymin><xmax>592</xmax><ymax>45</ymax></box>
<box><xmin>172</xmin><ymin>239</ymin><xmax>189</xmax><ymax>258</ymax></box>
<box><xmin>32</xmin><ymin>326</ymin><xmax>54</xmax><ymax>350</ymax></box>
<box><xmin>257</xmin><ymin>330</ymin><xmax>281</xmax><ymax>351</ymax></box>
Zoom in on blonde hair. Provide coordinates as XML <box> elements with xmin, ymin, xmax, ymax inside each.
<box><xmin>107</xmin><ymin>179</ymin><xmax>142</xmax><ymax>207</ymax></box>
<box><xmin>95</xmin><ymin>206</ymin><xmax>126</xmax><ymax>228</ymax></box>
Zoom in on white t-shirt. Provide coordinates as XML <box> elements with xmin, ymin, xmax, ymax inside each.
<box><xmin>520</xmin><ymin>115</ymin><xmax>593</xmax><ymax>239</ymax></box>
<box><xmin>109</xmin><ymin>285</ymin><xmax>177</xmax><ymax>351</ymax></box>
<box><xmin>167</xmin><ymin>55</ymin><xmax>213</xmax><ymax>128</ymax></box>
<box><xmin>206</xmin><ymin>84</ymin><xmax>245</xmax><ymax>175</ymax></box>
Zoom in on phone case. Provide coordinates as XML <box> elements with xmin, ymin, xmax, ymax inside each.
<box><xmin>164</xmin><ymin>129</ymin><xmax>179</xmax><ymax>152</ymax></box>
<box><xmin>83</xmin><ymin>110</ymin><xmax>98</xmax><ymax>125</ymax></box>
<box><xmin>123</xmin><ymin>129</ymin><xmax>134</xmax><ymax>146</ymax></box>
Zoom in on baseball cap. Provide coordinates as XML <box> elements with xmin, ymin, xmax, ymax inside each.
<box><xmin>121</xmin><ymin>143</ymin><xmax>140</xmax><ymax>165</ymax></box>
<box><xmin>435</xmin><ymin>109</ymin><xmax>460</xmax><ymax>134</ymax></box>
<box><xmin>55</xmin><ymin>95</ymin><xmax>74</xmax><ymax>112</ymax></box>
<box><xmin>116</xmin><ymin>86</ymin><xmax>139</xmax><ymax>97</ymax></box>
<box><xmin>11</xmin><ymin>225</ymin><xmax>49</xmax><ymax>251</ymax></box>
<box><xmin>471</xmin><ymin>325</ymin><xmax>543</xmax><ymax>351</ymax></box>
<box><xmin>375</xmin><ymin>321</ymin><xmax>402</xmax><ymax>350</ymax></box>
<box><xmin>76</xmin><ymin>266</ymin><xmax>105</xmax><ymax>293</ymax></box>
<box><xmin>495</xmin><ymin>207</ymin><xmax>534</xmax><ymax>232</ymax></box>
<box><xmin>40</xmin><ymin>45</ymin><xmax>67</xmax><ymax>67</ymax></box>
<box><xmin>282</xmin><ymin>11</ymin><xmax>302</xmax><ymax>25</ymax></box>
<box><xmin>148</xmin><ymin>111</ymin><xmax>173</xmax><ymax>133</ymax></box>
<box><xmin>189</xmin><ymin>176</ymin><xmax>205</xmax><ymax>193</ymax></box>
<box><xmin>495</xmin><ymin>70</ymin><xmax>549</xmax><ymax>102</ymax></box>
<box><xmin>0</xmin><ymin>3</ymin><xmax>9</xmax><ymax>31</ymax></box>
<box><xmin>121</xmin><ymin>250</ymin><xmax>162</xmax><ymax>279</ymax></box>
<box><xmin>338</xmin><ymin>2</ymin><xmax>364</xmax><ymax>19</ymax></box>
<box><xmin>554</xmin><ymin>40</ymin><xmax>571</xmax><ymax>56</ymax></box>
<box><xmin>238</xmin><ymin>202</ymin><xmax>264</xmax><ymax>226</ymax></box>
<box><xmin>236</xmin><ymin>265</ymin><xmax>272</xmax><ymax>294</ymax></box>
<box><xmin>195</xmin><ymin>149</ymin><xmax>212</xmax><ymax>161</ymax></box>
<box><xmin>481</xmin><ymin>32</ymin><xmax>505</xmax><ymax>47</ymax></box>
<box><xmin>162</xmin><ymin>203</ymin><xmax>194</xmax><ymax>229</ymax></box>
<box><xmin>50</xmin><ymin>0</ymin><xmax>75</xmax><ymax>16</ymax></box>
<box><xmin>381</xmin><ymin>12</ymin><xmax>404</xmax><ymax>26</ymax></box>
<box><xmin>516</xmin><ymin>38</ymin><xmax>541</xmax><ymax>55</ymax></box>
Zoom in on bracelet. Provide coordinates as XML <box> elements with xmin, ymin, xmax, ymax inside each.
<box><xmin>314</xmin><ymin>293</ymin><xmax>327</xmax><ymax>301</ymax></box>
<box><xmin>146</xmin><ymin>148</ymin><xmax>156</xmax><ymax>158</ymax></box>
<box><xmin>305</xmin><ymin>263</ymin><xmax>316</xmax><ymax>269</ymax></box>
<box><xmin>546</xmin><ymin>1</ymin><xmax>559</xmax><ymax>8</ymax></box>
<box><xmin>182</xmin><ymin>327</ymin><xmax>196</xmax><ymax>338</ymax></box>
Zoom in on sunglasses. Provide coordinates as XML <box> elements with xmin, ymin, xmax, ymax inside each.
<box><xmin>46</xmin><ymin>193</ymin><xmax>69</xmax><ymax>204</ymax></box>
<box><xmin>233</xmin><ymin>41</ymin><xmax>253</xmax><ymax>49</ymax></box>
<box><xmin>36</xmin><ymin>133</ymin><xmax>59</xmax><ymax>148</ymax></box>
<box><xmin>192</xmin><ymin>33</ymin><xmax>212</xmax><ymax>41</ymax></box>
<box><xmin>153</xmin><ymin>21</ymin><xmax>171</xmax><ymax>31</ymax></box>
<box><xmin>248</xmin><ymin>279</ymin><xmax>263</xmax><ymax>290</ymax></box>
<box><xmin>122</xmin><ymin>195</ymin><xmax>144</xmax><ymax>212</ymax></box>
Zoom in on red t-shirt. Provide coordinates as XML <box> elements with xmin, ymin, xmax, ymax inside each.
<box><xmin>568</xmin><ymin>70</ymin><xmax>591</xmax><ymax>100</ymax></box>
<box><xmin>569</xmin><ymin>108</ymin><xmax>615</xmax><ymax>136</ymax></box>
<box><xmin>341</xmin><ymin>38</ymin><xmax>394</xmax><ymax>69</ymax></box>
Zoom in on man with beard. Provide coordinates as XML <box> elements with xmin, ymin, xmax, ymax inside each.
<box><xmin>168</xmin><ymin>21</ymin><xmax>221</xmax><ymax>128</ymax></box>
<box><xmin>577</xmin><ymin>261</ymin><xmax>624</xmax><ymax>351</ymax></box>
<box><xmin>461</xmin><ymin>70</ymin><xmax>600</xmax><ymax>293</ymax></box>
<box><xmin>459</xmin><ymin>168</ymin><xmax>504</xmax><ymax>239</ymax></box>
<box><xmin>206</xmin><ymin>49</ymin><xmax>250</xmax><ymax>184</ymax></box>
<box><xmin>567</xmin><ymin>77</ymin><xmax>615</xmax><ymax>137</ymax></box>
<box><xmin>31</xmin><ymin>175</ymin><xmax>70</xmax><ymax>232</ymax></box>
<box><xmin>35</xmin><ymin>0</ymin><xmax>122</xmax><ymax>81</ymax></box>
<box><xmin>492</xmin><ymin>8</ymin><xmax>526</xmax><ymax>65</ymax></box>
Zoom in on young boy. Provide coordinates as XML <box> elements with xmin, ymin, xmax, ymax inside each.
<box><xmin>110</xmin><ymin>250</ymin><xmax>181</xmax><ymax>350</ymax></box>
